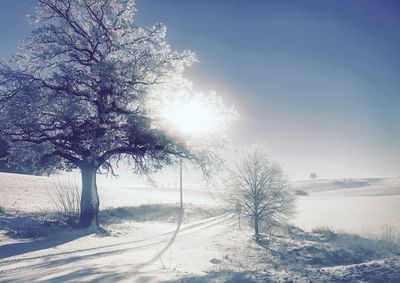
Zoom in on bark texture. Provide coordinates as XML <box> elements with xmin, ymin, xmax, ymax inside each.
<box><xmin>79</xmin><ymin>166</ymin><xmax>99</xmax><ymax>229</ymax></box>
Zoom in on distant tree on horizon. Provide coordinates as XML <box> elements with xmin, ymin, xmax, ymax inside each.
<box><xmin>310</xmin><ymin>173</ymin><xmax>318</xmax><ymax>180</ymax></box>
<box><xmin>0</xmin><ymin>0</ymin><xmax>230</xmax><ymax>229</ymax></box>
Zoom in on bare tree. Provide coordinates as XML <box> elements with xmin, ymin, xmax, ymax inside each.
<box><xmin>0</xmin><ymin>0</ymin><xmax>229</xmax><ymax>229</ymax></box>
<box><xmin>226</xmin><ymin>148</ymin><xmax>295</xmax><ymax>243</ymax></box>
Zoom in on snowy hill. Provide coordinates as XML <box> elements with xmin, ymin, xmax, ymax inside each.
<box><xmin>291</xmin><ymin>177</ymin><xmax>400</xmax><ymax>237</ymax></box>
<box><xmin>293</xmin><ymin>177</ymin><xmax>400</xmax><ymax>196</ymax></box>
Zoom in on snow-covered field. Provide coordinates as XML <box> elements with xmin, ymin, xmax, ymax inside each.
<box><xmin>0</xmin><ymin>172</ymin><xmax>399</xmax><ymax>282</ymax></box>
<box><xmin>292</xmin><ymin>178</ymin><xmax>400</xmax><ymax>238</ymax></box>
<box><xmin>0</xmin><ymin>172</ymin><xmax>222</xmax><ymax>213</ymax></box>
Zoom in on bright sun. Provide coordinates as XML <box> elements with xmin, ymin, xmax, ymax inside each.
<box><xmin>161</xmin><ymin>99</ymin><xmax>219</xmax><ymax>136</ymax></box>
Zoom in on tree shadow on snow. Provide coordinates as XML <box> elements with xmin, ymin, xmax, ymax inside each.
<box><xmin>0</xmin><ymin>210</ymin><xmax>92</xmax><ymax>260</ymax></box>
<box><xmin>0</xmin><ymin>230</ymin><xmax>92</xmax><ymax>260</ymax></box>
<box><xmin>0</xmin><ymin>208</ymin><xmax>186</xmax><ymax>282</ymax></box>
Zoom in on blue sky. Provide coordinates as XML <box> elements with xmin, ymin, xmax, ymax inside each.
<box><xmin>1</xmin><ymin>0</ymin><xmax>399</xmax><ymax>179</ymax></box>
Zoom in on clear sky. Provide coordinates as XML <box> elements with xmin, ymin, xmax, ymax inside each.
<box><xmin>1</xmin><ymin>0</ymin><xmax>399</xmax><ymax>180</ymax></box>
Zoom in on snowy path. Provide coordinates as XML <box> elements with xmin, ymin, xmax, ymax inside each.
<box><xmin>0</xmin><ymin>213</ymin><xmax>234</xmax><ymax>282</ymax></box>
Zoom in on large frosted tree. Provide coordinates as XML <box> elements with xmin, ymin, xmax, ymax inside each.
<box><xmin>0</xmin><ymin>0</ymin><xmax>226</xmax><ymax>228</ymax></box>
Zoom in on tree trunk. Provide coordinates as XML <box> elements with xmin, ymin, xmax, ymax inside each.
<box><xmin>254</xmin><ymin>216</ymin><xmax>260</xmax><ymax>243</ymax></box>
<box><xmin>79</xmin><ymin>165</ymin><xmax>99</xmax><ymax>229</ymax></box>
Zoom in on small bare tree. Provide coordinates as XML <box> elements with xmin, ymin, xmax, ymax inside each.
<box><xmin>226</xmin><ymin>148</ymin><xmax>295</xmax><ymax>243</ymax></box>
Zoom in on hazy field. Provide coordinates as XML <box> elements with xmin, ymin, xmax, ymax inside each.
<box><xmin>2</xmin><ymin>172</ymin><xmax>399</xmax><ymax>236</ymax></box>
<box><xmin>292</xmin><ymin>178</ymin><xmax>400</xmax><ymax>238</ymax></box>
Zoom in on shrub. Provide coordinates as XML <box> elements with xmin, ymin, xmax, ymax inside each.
<box><xmin>295</xmin><ymin>190</ymin><xmax>308</xmax><ymax>196</ymax></box>
<box><xmin>100</xmin><ymin>204</ymin><xmax>182</xmax><ymax>224</ymax></box>
<box><xmin>312</xmin><ymin>226</ymin><xmax>338</xmax><ymax>241</ymax></box>
<box><xmin>49</xmin><ymin>177</ymin><xmax>81</xmax><ymax>225</ymax></box>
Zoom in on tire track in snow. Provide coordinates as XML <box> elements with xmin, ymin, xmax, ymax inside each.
<box><xmin>0</xmin><ymin>213</ymin><xmax>233</xmax><ymax>280</ymax></box>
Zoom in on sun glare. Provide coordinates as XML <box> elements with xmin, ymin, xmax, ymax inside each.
<box><xmin>162</xmin><ymin>99</ymin><xmax>219</xmax><ymax>136</ymax></box>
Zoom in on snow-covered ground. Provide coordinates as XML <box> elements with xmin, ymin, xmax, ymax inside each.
<box><xmin>292</xmin><ymin>178</ymin><xmax>400</xmax><ymax>238</ymax></box>
<box><xmin>0</xmin><ymin>213</ymin><xmax>235</xmax><ymax>282</ymax></box>
<box><xmin>0</xmin><ymin>172</ymin><xmax>235</xmax><ymax>282</ymax></box>
<box><xmin>0</xmin><ymin>172</ymin><xmax>399</xmax><ymax>282</ymax></box>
